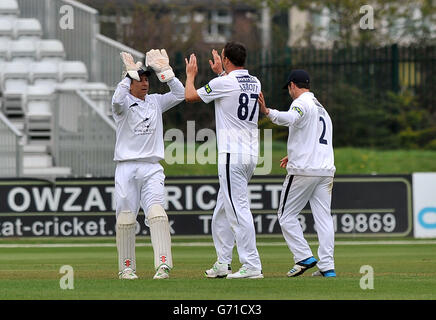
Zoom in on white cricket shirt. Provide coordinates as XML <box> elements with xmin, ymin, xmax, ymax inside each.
<box><xmin>111</xmin><ymin>77</ymin><xmax>184</xmax><ymax>162</ymax></box>
<box><xmin>197</xmin><ymin>69</ymin><xmax>261</xmax><ymax>156</ymax></box>
<box><xmin>268</xmin><ymin>91</ymin><xmax>336</xmax><ymax>177</ymax></box>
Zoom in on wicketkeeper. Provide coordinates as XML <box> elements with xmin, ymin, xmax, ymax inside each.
<box><xmin>112</xmin><ymin>50</ymin><xmax>184</xmax><ymax>279</ymax></box>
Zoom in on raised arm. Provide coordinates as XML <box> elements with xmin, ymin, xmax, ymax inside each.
<box><xmin>112</xmin><ymin>77</ymin><xmax>131</xmax><ymax>115</ymax></box>
<box><xmin>157</xmin><ymin>77</ymin><xmax>185</xmax><ymax>113</ymax></box>
<box><xmin>112</xmin><ymin>52</ymin><xmax>142</xmax><ymax>116</ymax></box>
<box><xmin>145</xmin><ymin>48</ymin><xmax>185</xmax><ymax>112</ymax></box>
<box><xmin>185</xmin><ymin>53</ymin><xmax>201</xmax><ymax>103</ymax></box>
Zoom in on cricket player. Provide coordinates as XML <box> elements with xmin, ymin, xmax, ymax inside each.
<box><xmin>112</xmin><ymin>50</ymin><xmax>184</xmax><ymax>279</ymax></box>
<box><xmin>258</xmin><ymin>70</ymin><xmax>336</xmax><ymax>277</ymax></box>
<box><xmin>185</xmin><ymin>42</ymin><xmax>263</xmax><ymax>279</ymax></box>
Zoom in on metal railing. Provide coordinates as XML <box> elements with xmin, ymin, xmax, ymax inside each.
<box><xmin>0</xmin><ymin>112</ymin><xmax>23</xmax><ymax>177</ymax></box>
<box><xmin>17</xmin><ymin>0</ymin><xmax>144</xmax><ymax>87</ymax></box>
<box><xmin>52</xmin><ymin>89</ymin><xmax>116</xmax><ymax>177</ymax></box>
<box><xmin>96</xmin><ymin>34</ymin><xmax>145</xmax><ymax>89</ymax></box>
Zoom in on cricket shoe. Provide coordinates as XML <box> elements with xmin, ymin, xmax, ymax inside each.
<box><xmin>226</xmin><ymin>267</ymin><xmax>264</xmax><ymax>279</ymax></box>
<box><xmin>312</xmin><ymin>269</ymin><xmax>336</xmax><ymax>277</ymax></box>
<box><xmin>287</xmin><ymin>256</ymin><xmax>318</xmax><ymax>277</ymax></box>
<box><xmin>205</xmin><ymin>261</ymin><xmax>232</xmax><ymax>278</ymax></box>
<box><xmin>153</xmin><ymin>264</ymin><xmax>170</xmax><ymax>279</ymax></box>
<box><xmin>118</xmin><ymin>267</ymin><xmax>138</xmax><ymax>280</ymax></box>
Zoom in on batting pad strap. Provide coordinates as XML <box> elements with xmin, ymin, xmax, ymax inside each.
<box><xmin>157</xmin><ymin>68</ymin><xmax>175</xmax><ymax>83</ymax></box>
<box><xmin>148</xmin><ymin>205</ymin><xmax>173</xmax><ymax>269</ymax></box>
<box><xmin>148</xmin><ymin>204</ymin><xmax>167</xmax><ymax>219</ymax></box>
<box><xmin>117</xmin><ymin>210</ymin><xmax>136</xmax><ymax>225</ymax></box>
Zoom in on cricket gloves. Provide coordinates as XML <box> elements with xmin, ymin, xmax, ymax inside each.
<box><xmin>146</xmin><ymin>49</ymin><xmax>175</xmax><ymax>83</ymax></box>
<box><xmin>120</xmin><ymin>52</ymin><xmax>143</xmax><ymax>81</ymax></box>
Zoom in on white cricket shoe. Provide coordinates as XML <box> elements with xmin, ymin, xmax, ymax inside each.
<box><xmin>287</xmin><ymin>256</ymin><xmax>317</xmax><ymax>277</ymax></box>
<box><xmin>226</xmin><ymin>267</ymin><xmax>264</xmax><ymax>279</ymax></box>
<box><xmin>118</xmin><ymin>267</ymin><xmax>138</xmax><ymax>280</ymax></box>
<box><xmin>153</xmin><ymin>264</ymin><xmax>170</xmax><ymax>279</ymax></box>
<box><xmin>205</xmin><ymin>261</ymin><xmax>232</xmax><ymax>278</ymax></box>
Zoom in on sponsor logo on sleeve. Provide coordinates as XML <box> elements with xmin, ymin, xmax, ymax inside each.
<box><xmin>291</xmin><ymin>106</ymin><xmax>304</xmax><ymax>117</ymax></box>
<box><xmin>205</xmin><ymin>84</ymin><xmax>212</xmax><ymax>94</ymax></box>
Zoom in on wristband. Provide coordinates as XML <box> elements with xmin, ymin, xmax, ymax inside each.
<box><xmin>218</xmin><ymin>70</ymin><xmax>226</xmax><ymax>77</ymax></box>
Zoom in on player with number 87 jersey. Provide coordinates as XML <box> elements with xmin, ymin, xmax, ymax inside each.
<box><xmin>185</xmin><ymin>41</ymin><xmax>263</xmax><ymax>279</ymax></box>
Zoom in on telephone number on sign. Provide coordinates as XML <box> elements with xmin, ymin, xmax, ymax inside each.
<box><xmin>248</xmin><ymin>212</ymin><xmax>398</xmax><ymax>234</ymax></box>
<box><xmin>298</xmin><ymin>213</ymin><xmax>397</xmax><ymax>233</ymax></box>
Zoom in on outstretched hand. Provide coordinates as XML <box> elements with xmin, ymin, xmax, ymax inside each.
<box><xmin>258</xmin><ymin>92</ymin><xmax>269</xmax><ymax>115</ymax></box>
<box><xmin>185</xmin><ymin>53</ymin><xmax>198</xmax><ymax>79</ymax></box>
<box><xmin>120</xmin><ymin>52</ymin><xmax>142</xmax><ymax>81</ymax></box>
<box><xmin>146</xmin><ymin>49</ymin><xmax>175</xmax><ymax>82</ymax></box>
<box><xmin>146</xmin><ymin>49</ymin><xmax>169</xmax><ymax>71</ymax></box>
<box><xmin>208</xmin><ymin>49</ymin><xmax>223</xmax><ymax>75</ymax></box>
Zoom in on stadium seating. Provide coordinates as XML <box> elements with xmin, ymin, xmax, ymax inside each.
<box><xmin>0</xmin><ymin>4</ymin><xmax>75</xmax><ymax>177</ymax></box>
<box><xmin>10</xmin><ymin>39</ymin><xmax>37</xmax><ymax>62</ymax></box>
<box><xmin>0</xmin><ymin>0</ymin><xmax>20</xmax><ymax>18</ymax></box>
<box><xmin>0</xmin><ymin>39</ymin><xmax>9</xmax><ymax>61</ymax></box>
<box><xmin>31</xmin><ymin>61</ymin><xmax>59</xmax><ymax>86</ymax></box>
<box><xmin>59</xmin><ymin>61</ymin><xmax>88</xmax><ymax>83</ymax></box>
<box><xmin>0</xmin><ymin>0</ymin><xmax>116</xmax><ymax>178</ymax></box>
<box><xmin>25</xmin><ymin>85</ymin><xmax>55</xmax><ymax>143</ymax></box>
<box><xmin>0</xmin><ymin>19</ymin><xmax>13</xmax><ymax>39</ymax></box>
<box><xmin>0</xmin><ymin>17</ymin><xmax>42</xmax><ymax>39</ymax></box>
<box><xmin>37</xmin><ymin>40</ymin><xmax>66</xmax><ymax>61</ymax></box>
<box><xmin>14</xmin><ymin>18</ymin><xmax>42</xmax><ymax>39</ymax></box>
<box><xmin>1</xmin><ymin>61</ymin><xmax>28</xmax><ymax>117</ymax></box>
<box><xmin>0</xmin><ymin>38</ymin><xmax>66</xmax><ymax>62</ymax></box>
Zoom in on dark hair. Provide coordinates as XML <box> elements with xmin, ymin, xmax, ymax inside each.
<box><xmin>293</xmin><ymin>82</ymin><xmax>310</xmax><ymax>89</ymax></box>
<box><xmin>224</xmin><ymin>41</ymin><xmax>246</xmax><ymax>67</ymax></box>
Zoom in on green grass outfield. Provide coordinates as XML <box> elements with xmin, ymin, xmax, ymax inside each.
<box><xmin>161</xmin><ymin>143</ymin><xmax>436</xmax><ymax>176</ymax></box>
<box><xmin>0</xmin><ymin>237</ymin><xmax>435</xmax><ymax>300</ymax></box>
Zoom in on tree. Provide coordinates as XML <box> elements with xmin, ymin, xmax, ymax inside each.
<box><xmin>271</xmin><ymin>0</ymin><xmax>436</xmax><ymax>47</ymax></box>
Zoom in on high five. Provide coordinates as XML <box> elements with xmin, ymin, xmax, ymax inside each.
<box><xmin>185</xmin><ymin>42</ymin><xmax>264</xmax><ymax>279</ymax></box>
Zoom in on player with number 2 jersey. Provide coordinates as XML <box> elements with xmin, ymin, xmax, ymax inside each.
<box><xmin>259</xmin><ymin>69</ymin><xmax>336</xmax><ymax>278</ymax></box>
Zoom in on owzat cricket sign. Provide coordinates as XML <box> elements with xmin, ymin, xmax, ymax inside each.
<box><xmin>0</xmin><ymin>175</ymin><xmax>412</xmax><ymax>237</ymax></box>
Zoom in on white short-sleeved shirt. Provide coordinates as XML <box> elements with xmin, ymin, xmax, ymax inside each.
<box><xmin>197</xmin><ymin>69</ymin><xmax>261</xmax><ymax>157</ymax></box>
<box><xmin>268</xmin><ymin>92</ymin><xmax>336</xmax><ymax>177</ymax></box>
<box><xmin>111</xmin><ymin>77</ymin><xmax>185</xmax><ymax>162</ymax></box>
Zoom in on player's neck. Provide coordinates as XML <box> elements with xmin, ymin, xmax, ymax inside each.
<box><xmin>225</xmin><ymin>65</ymin><xmax>244</xmax><ymax>74</ymax></box>
<box><xmin>293</xmin><ymin>89</ymin><xmax>309</xmax><ymax>99</ymax></box>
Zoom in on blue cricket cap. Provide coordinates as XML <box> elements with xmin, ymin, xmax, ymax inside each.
<box><xmin>283</xmin><ymin>69</ymin><xmax>310</xmax><ymax>89</ymax></box>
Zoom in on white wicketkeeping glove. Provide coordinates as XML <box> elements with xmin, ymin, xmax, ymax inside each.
<box><xmin>145</xmin><ymin>49</ymin><xmax>175</xmax><ymax>82</ymax></box>
<box><xmin>120</xmin><ymin>52</ymin><xmax>143</xmax><ymax>81</ymax></box>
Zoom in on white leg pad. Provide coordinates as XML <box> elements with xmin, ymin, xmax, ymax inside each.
<box><xmin>148</xmin><ymin>204</ymin><xmax>173</xmax><ymax>270</ymax></box>
<box><xmin>116</xmin><ymin>210</ymin><xmax>136</xmax><ymax>272</ymax></box>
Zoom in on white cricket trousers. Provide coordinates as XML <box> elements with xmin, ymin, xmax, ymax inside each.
<box><xmin>278</xmin><ymin>175</ymin><xmax>335</xmax><ymax>272</ymax></box>
<box><xmin>211</xmin><ymin>153</ymin><xmax>262</xmax><ymax>271</ymax></box>
<box><xmin>114</xmin><ymin>161</ymin><xmax>165</xmax><ymax>225</ymax></box>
